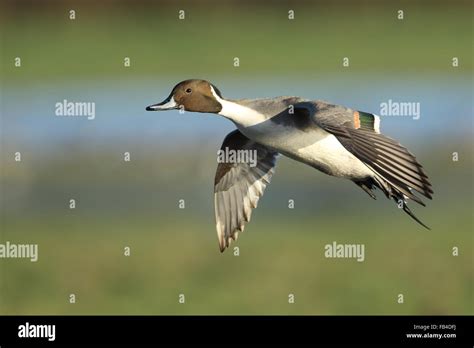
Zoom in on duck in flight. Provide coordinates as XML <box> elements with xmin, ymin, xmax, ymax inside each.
<box><xmin>146</xmin><ymin>79</ymin><xmax>433</xmax><ymax>252</ymax></box>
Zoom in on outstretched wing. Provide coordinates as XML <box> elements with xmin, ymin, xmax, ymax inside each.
<box><xmin>214</xmin><ymin>130</ymin><xmax>279</xmax><ymax>252</ymax></box>
<box><xmin>294</xmin><ymin>101</ymin><xmax>433</xmax><ymax>226</ymax></box>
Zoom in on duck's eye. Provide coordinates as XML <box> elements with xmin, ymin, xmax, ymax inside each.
<box><xmin>185</xmin><ymin>88</ymin><xmax>192</xmax><ymax>94</ymax></box>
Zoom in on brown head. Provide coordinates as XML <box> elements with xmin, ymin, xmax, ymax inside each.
<box><xmin>146</xmin><ymin>79</ymin><xmax>223</xmax><ymax>113</ymax></box>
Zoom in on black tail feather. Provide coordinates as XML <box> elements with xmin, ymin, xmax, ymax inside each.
<box><xmin>354</xmin><ymin>180</ymin><xmax>377</xmax><ymax>200</ymax></box>
<box><xmin>355</xmin><ymin>175</ymin><xmax>431</xmax><ymax>229</ymax></box>
<box><xmin>401</xmin><ymin>201</ymin><xmax>431</xmax><ymax>230</ymax></box>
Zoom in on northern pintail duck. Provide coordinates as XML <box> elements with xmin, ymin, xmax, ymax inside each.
<box><xmin>146</xmin><ymin>79</ymin><xmax>433</xmax><ymax>252</ymax></box>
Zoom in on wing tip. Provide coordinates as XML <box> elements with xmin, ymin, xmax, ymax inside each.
<box><xmin>219</xmin><ymin>243</ymin><xmax>226</xmax><ymax>253</ymax></box>
<box><xmin>217</xmin><ymin>225</ymin><xmax>244</xmax><ymax>252</ymax></box>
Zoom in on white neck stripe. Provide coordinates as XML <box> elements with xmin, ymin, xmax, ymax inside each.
<box><xmin>210</xmin><ymin>86</ymin><xmax>265</xmax><ymax>127</ymax></box>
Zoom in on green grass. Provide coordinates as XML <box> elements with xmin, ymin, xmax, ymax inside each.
<box><xmin>1</xmin><ymin>209</ymin><xmax>471</xmax><ymax>315</ymax></box>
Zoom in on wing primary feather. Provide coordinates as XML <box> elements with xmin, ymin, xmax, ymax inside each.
<box><xmin>214</xmin><ymin>130</ymin><xmax>279</xmax><ymax>251</ymax></box>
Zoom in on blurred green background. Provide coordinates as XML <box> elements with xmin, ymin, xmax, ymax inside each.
<box><xmin>0</xmin><ymin>0</ymin><xmax>472</xmax><ymax>314</ymax></box>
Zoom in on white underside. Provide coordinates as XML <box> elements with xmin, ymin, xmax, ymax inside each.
<box><xmin>246</xmin><ymin>123</ymin><xmax>372</xmax><ymax>179</ymax></box>
<box><xmin>294</xmin><ymin>131</ymin><xmax>373</xmax><ymax>178</ymax></box>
